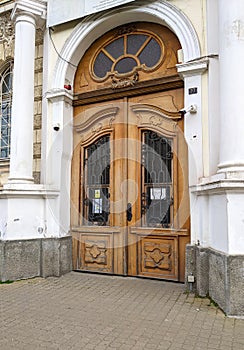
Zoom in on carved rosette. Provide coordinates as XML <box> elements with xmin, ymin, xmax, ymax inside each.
<box><xmin>0</xmin><ymin>12</ymin><xmax>15</xmax><ymax>61</ymax></box>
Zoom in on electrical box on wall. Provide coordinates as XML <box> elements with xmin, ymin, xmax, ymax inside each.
<box><xmin>187</xmin><ymin>275</ymin><xmax>195</xmax><ymax>283</ymax></box>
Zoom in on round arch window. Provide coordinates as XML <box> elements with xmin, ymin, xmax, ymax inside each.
<box><xmin>0</xmin><ymin>62</ymin><xmax>13</xmax><ymax>159</ymax></box>
<box><xmin>91</xmin><ymin>30</ymin><xmax>165</xmax><ymax>82</ymax></box>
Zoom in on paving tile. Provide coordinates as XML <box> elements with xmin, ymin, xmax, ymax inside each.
<box><xmin>0</xmin><ymin>272</ymin><xmax>243</xmax><ymax>350</ymax></box>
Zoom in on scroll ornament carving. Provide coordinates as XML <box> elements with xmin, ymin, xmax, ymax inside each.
<box><xmin>74</xmin><ymin>106</ymin><xmax>119</xmax><ymax>142</ymax></box>
<box><xmin>150</xmin><ymin>115</ymin><xmax>162</xmax><ymax>127</ymax></box>
<box><xmin>132</xmin><ymin>105</ymin><xmax>179</xmax><ymax>134</ymax></box>
<box><xmin>0</xmin><ymin>12</ymin><xmax>15</xmax><ymax>61</ymax></box>
<box><xmin>111</xmin><ymin>72</ymin><xmax>139</xmax><ymax>89</ymax></box>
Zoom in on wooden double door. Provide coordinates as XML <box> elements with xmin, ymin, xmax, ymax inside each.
<box><xmin>72</xmin><ymin>89</ymin><xmax>190</xmax><ymax>281</ymax></box>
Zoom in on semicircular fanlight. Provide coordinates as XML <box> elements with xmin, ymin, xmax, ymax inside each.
<box><xmin>91</xmin><ymin>29</ymin><xmax>164</xmax><ymax>82</ymax></box>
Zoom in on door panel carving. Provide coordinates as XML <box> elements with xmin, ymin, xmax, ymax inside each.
<box><xmin>138</xmin><ymin>236</ymin><xmax>178</xmax><ymax>280</ymax></box>
<box><xmin>74</xmin><ymin>105</ymin><xmax>119</xmax><ymax>142</ymax></box>
<box><xmin>81</xmin><ymin>235</ymin><xmax>113</xmax><ymax>272</ymax></box>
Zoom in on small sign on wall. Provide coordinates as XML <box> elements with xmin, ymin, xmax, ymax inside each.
<box><xmin>47</xmin><ymin>0</ymin><xmax>135</xmax><ymax>27</ymax></box>
<box><xmin>188</xmin><ymin>87</ymin><xmax>198</xmax><ymax>95</ymax></box>
<box><xmin>85</xmin><ymin>0</ymin><xmax>135</xmax><ymax>14</ymax></box>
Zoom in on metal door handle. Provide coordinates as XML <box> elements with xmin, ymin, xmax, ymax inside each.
<box><xmin>127</xmin><ymin>203</ymin><xmax>132</xmax><ymax>222</ymax></box>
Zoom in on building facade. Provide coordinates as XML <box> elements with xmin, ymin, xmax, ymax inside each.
<box><xmin>0</xmin><ymin>0</ymin><xmax>243</xmax><ymax>316</ymax></box>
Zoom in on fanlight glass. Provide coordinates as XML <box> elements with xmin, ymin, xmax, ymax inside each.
<box><xmin>92</xmin><ymin>31</ymin><xmax>163</xmax><ymax>81</ymax></box>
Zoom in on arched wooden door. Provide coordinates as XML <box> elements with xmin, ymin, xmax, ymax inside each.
<box><xmin>71</xmin><ymin>23</ymin><xmax>190</xmax><ymax>281</ymax></box>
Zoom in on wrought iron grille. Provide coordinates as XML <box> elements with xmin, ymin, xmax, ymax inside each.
<box><xmin>84</xmin><ymin>135</ymin><xmax>110</xmax><ymax>225</ymax></box>
<box><xmin>141</xmin><ymin>131</ymin><xmax>173</xmax><ymax>227</ymax></box>
<box><xmin>0</xmin><ymin>64</ymin><xmax>12</xmax><ymax>159</ymax></box>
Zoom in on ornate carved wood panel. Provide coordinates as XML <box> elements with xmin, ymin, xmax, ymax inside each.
<box><xmin>72</xmin><ymin>22</ymin><xmax>190</xmax><ymax>281</ymax></box>
<box><xmin>138</xmin><ymin>236</ymin><xmax>178</xmax><ymax>280</ymax></box>
<box><xmin>81</xmin><ymin>235</ymin><xmax>112</xmax><ymax>272</ymax></box>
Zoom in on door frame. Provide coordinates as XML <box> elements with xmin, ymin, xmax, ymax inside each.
<box><xmin>71</xmin><ymin>87</ymin><xmax>190</xmax><ymax>281</ymax></box>
<box><xmin>45</xmin><ymin>5</ymin><xmax>205</xmax><ymax>278</ymax></box>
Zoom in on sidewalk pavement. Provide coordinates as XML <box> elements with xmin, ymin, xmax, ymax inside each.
<box><xmin>0</xmin><ymin>272</ymin><xmax>243</xmax><ymax>350</ymax></box>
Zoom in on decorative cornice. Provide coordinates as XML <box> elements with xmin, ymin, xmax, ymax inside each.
<box><xmin>177</xmin><ymin>58</ymin><xmax>209</xmax><ymax>78</ymax></box>
<box><xmin>0</xmin><ymin>1</ymin><xmax>14</xmax><ymax>15</ymax></box>
<box><xmin>11</xmin><ymin>0</ymin><xmax>47</xmax><ymax>26</ymax></box>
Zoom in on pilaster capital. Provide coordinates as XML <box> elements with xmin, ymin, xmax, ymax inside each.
<box><xmin>46</xmin><ymin>89</ymin><xmax>74</xmax><ymax>106</ymax></box>
<box><xmin>177</xmin><ymin>58</ymin><xmax>209</xmax><ymax>78</ymax></box>
<box><xmin>11</xmin><ymin>0</ymin><xmax>47</xmax><ymax>27</ymax></box>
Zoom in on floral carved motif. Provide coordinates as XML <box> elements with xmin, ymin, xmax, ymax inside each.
<box><xmin>0</xmin><ymin>12</ymin><xmax>15</xmax><ymax>60</ymax></box>
<box><xmin>111</xmin><ymin>72</ymin><xmax>139</xmax><ymax>89</ymax></box>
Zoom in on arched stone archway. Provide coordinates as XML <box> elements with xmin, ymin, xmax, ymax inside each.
<box><xmin>52</xmin><ymin>0</ymin><xmax>200</xmax><ymax>89</ymax></box>
<box><xmin>45</xmin><ymin>0</ymin><xmax>205</xmax><ymax>252</ymax></box>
